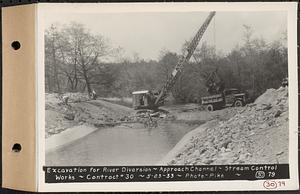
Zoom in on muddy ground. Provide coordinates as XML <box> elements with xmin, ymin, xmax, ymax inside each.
<box><xmin>45</xmin><ymin>93</ymin><xmax>240</xmax><ymax>139</ymax></box>
<box><xmin>45</xmin><ymin>93</ymin><xmax>133</xmax><ymax>138</ymax></box>
<box><xmin>45</xmin><ymin>87</ymin><xmax>288</xmax><ymax>165</ymax></box>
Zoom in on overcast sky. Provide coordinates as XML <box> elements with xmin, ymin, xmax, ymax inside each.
<box><xmin>43</xmin><ymin>11</ymin><xmax>287</xmax><ymax>61</ymax></box>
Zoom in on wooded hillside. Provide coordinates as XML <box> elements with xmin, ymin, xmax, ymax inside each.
<box><xmin>45</xmin><ymin>22</ymin><xmax>287</xmax><ymax>103</ymax></box>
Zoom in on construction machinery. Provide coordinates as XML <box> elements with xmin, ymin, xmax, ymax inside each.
<box><xmin>132</xmin><ymin>11</ymin><xmax>216</xmax><ymax>110</ymax></box>
<box><xmin>201</xmin><ymin>88</ymin><xmax>247</xmax><ymax>111</ymax></box>
<box><xmin>201</xmin><ymin>68</ymin><xmax>248</xmax><ymax>111</ymax></box>
<box><xmin>203</xmin><ymin>67</ymin><xmax>225</xmax><ymax>95</ymax></box>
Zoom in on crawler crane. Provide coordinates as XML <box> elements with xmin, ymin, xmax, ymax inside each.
<box><xmin>132</xmin><ymin>11</ymin><xmax>216</xmax><ymax>110</ymax></box>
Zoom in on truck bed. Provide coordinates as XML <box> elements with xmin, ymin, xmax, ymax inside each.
<box><xmin>201</xmin><ymin>94</ymin><xmax>223</xmax><ymax>104</ymax></box>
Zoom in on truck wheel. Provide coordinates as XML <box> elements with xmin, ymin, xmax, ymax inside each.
<box><xmin>234</xmin><ymin>100</ymin><xmax>243</xmax><ymax>107</ymax></box>
<box><xmin>206</xmin><ymin>104</ymin><xmax>214</xmax><ymax>111</ymax></box>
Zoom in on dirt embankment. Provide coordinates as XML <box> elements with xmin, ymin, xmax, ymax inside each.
<box><xmin>161</xmin><ymin>87</ymin><xmax>289</xmax><ymax>165</ymax></box>
<box><xmin>45</xmin><ymin>93</ymin><xmax>133</xmax><ymax>138</ymax></box>
<box><xmin>46</xmin><ymin>92</ymin><xmax>243</xmax><ymax>139</ymax></box>
<box><xmin>163</xmin><ymin>103</ymin><xmax>242</xmax><ymax>122</ymax></box>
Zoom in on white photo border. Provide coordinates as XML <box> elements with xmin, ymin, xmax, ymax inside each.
<box><xmin>36</xmin><ymin>2</ymin><xmax>298</xmax><ymax>192</ymax></box>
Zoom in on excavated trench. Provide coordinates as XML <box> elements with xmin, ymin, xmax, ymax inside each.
<box><xmin>45</xmin><ymin>93</ymin><xmax>242</xmax><ymax>166</ymax></box>
<box><xmin>46</xmin><ymin>121</ymin><xmax>198</xmax><ymax>166</ymax></box>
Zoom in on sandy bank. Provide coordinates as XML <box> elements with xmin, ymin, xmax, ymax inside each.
<box><xmin>46</xmin><ymin>125</ymin><xmax>98</xmax><ymax>152</ymax></box>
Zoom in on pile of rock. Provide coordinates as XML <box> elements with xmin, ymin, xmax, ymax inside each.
<box><xmin>167</xmin><ymin>87</ymin><xmax>289</xmax><ymax>165</ymax></box>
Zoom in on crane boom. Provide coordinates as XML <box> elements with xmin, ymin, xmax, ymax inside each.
<box><xmin>154</xmin><ymin>11</ymin><xmax>216</xmax><ymax>105</ymax></box>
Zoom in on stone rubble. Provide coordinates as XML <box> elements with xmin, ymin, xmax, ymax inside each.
<box><xmin>167</xmin><ymin>87</ymin><xmax>289</xmax><ymax>165</ymax></box>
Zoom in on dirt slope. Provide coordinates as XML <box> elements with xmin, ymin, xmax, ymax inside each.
<box><xmin>163</xmin><ymin>103</ymin><xmax>242</xmax><ymax>122</ymax></box>
<box><xmin>161</xmin><ymin>87</ymin><xmax>289</xmax><ymax>165</ymax></box>
<box><xmin>45</xmin><ymin>93</ymin><xmax>133</xmax><ymax>138</ymax></box>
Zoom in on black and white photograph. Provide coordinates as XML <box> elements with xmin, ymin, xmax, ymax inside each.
<box><xmin>37</xmin><ymin>2</ymin><xmax>298</xmax><ymax>191</ymax></box>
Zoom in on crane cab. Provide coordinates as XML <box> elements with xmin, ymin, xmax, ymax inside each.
<box><xmin>132</xmin><ymin>90</ymin><xmax>156</xmax><ymax>110</ymax></box>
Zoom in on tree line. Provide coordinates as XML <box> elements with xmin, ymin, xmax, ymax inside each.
<box><xmin>45</xmin><ymin>22</ymin><xmax>287</xmax><ymax>103</ymax></box>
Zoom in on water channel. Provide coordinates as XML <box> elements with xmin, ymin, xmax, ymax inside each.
<box><xmin>46</xmin><ymin>122</ymin><xmax>198</xmax><ymax>166</ymax></box>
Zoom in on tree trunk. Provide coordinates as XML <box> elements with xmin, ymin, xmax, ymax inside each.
<box><xmin>82</xmin><ymin>68</ymin><xmax>92</xmax><ymax>96</ymax></box>
<box><xmin>52</xmin><ymin>35</ymin><xmax>61</xmax><ymax>93</ymax></box>
<box><xmin>73</xmin><ymin>45</ymin><xmax>79</xmax><ymax>91</ymax></box>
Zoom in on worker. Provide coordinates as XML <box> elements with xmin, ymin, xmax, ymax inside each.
<box><xmin>62</xmin><ymin>95</ymin><xmax>69</xmax><ymax>105</ymax></box>
<box><xmin>140</xmin><ymin>95</ymin><xmax>144</xmax><ymax>106</ymax></box>
<box><xmin>282</xmin><ymin>77</ymin><xmax>288</xmax><ymax>87</ymax></box>
<box><xmin>92</xmin><ymin>90</ymin><xmax>97</xmax><ymax>100</ymax></box>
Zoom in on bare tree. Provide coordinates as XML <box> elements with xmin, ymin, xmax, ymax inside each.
<box><xmin>45</xmin><ymin>25</ymin><xmax>62</xmax><ymax>92</ymax></box>
<box><xmin>45</xmin><ymin>22</ymin><xmax>111</xmax><ymax>95</ymax></box>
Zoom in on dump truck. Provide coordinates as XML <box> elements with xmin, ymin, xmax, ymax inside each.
<box><xmin>201</xmin><ymin>88</ymin><xmax>247</xmax><ymax>111</ymax></box>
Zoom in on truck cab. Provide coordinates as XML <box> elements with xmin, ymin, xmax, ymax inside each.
<box><xmin>223</xmin><ymin>88</ymin><xmax>246</xmax><ymax>107</ymax></box>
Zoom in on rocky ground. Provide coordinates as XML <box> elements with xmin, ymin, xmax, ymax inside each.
<box><xmin>45</xmin><ymin>93</ymin><xmax>133</xmax><ymax>138</ymax></box>
<box><xmin>46</xmin><ymin>87</ymin><xmax>289</xmax><ymax>165</ymax></box>
<box><xmin>161</xmin><ymin>87</ymin><xmax>289</xmax><ymax>165</ymax></box>
<box><xmin>45</xmin><ymin>92</ymin><xmax>243</xmax><ymax>138</ymax></box>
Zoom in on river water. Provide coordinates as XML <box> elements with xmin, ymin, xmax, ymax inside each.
<box><xmin>46</xmin><ymin>122</ymin><xmax>197</xmax><ymax>166</ymax></box>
